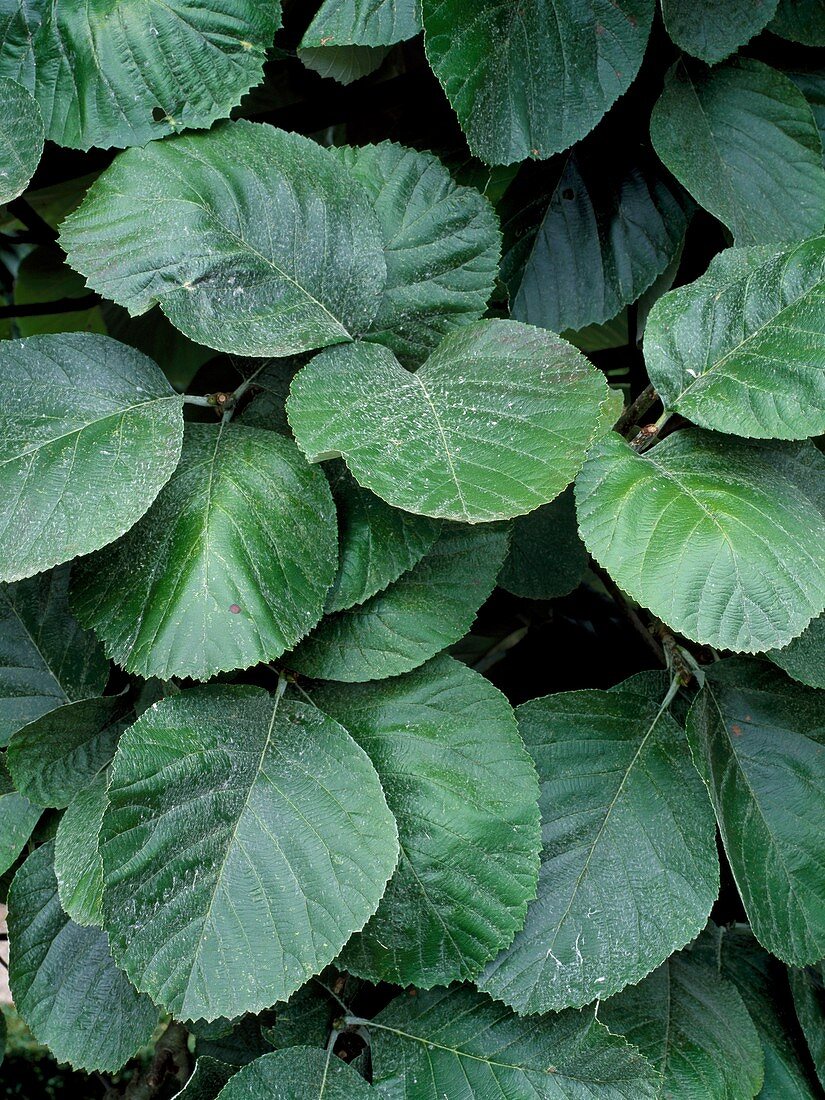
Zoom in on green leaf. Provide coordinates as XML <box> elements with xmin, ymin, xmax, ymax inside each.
<box><xmin>650</xmin><ymin>58</ymin><xmax>825</xmax><ymax>245</ymax></box>
<box><xmin>72</xmin><ymin>422</ymin><xmax>337</xmax><ymax>681</ymax></box>
<box><xmin>0</xmin><ymin>566</ymin><xmax>108</xmax><ymax>748</ymax></box>
<box><xmin>660</xmin><ymin>0</ymin><xmax>778</xmax><ymax>63</ymax></box>
<box><xmin>770</xmin><ymin>0</ymin><xmax>825</xmax><ymax>45</ymax></box>
<box><xmin>215</xmin><ymin>1047</ymin><xmax>373</xmax><ymax>1099</ymax></box>
<box><xmin>263</xmin><ymin>972</ymin><xmax>348</xmax><ymax>1052</ymax></box>
<box><xmin>789</xmin><ymin>964</ymin><xmax>825</xmax><ymax>1089</ymax></box>
<box><xmin>298</xmin><ymin>44</ymin><xmax>390</xmax><ymax>85</ymax></box>
<box><xmin>326</xmin><ymin>465</ymin><xmax>440</xmax><ymax>613</ymax></box>
<box><xmin>7</xmin><ymin>841</ymin><xmax>158</xmax><ymax>1073</ymax></box>
<box><xmin>288</xmin><ymin>523</ymin><xmax>508</xmax><ymax>682</ymax></box>
<box><xmin>575</xmin><ymin>431</ymin><xmax>825</xmax><ymax>652</ymax></box>
<box><xmin>600</xmin><ymin>951</ymin><xmax>764</xmax><ymax>1099</ymax></box>
<box><xmin>331</xmin><ymin>142</ymin><xmax>501</xmax><ymax>365</ymax></box>
<box><xmin>769</xmin><ymin>614</ymin><xmax>825</xmax><ymax>689</ymax></box>
<box><xmin>288</xmin><ymin>320</ymin><xmax>609</xmax><ymax>523</ymax></box>
<box><xmin>498</xmin><ymin>488</ymin><xmax>587</xmax><ymax>601</ymax></box>
<box><xmin>302</xmin><ymin>0</ymin><xmax>422</xmax><ymax>47</ymax></box>
<box><xmin>785</xmin><ymin>67</ymin><xmax>825</xmax><ymax>164</ymax></box>
<box><xmin>477</xmin><ymin>676</ymin><xmax>717</xmax><ymax>1014</ymax></box>
<box><xmin>0</xmin><ymin>2</ymin><xmax>280</xmax><ymax>150</ymax></box>
<box><xmin>369</xmin><ymin>985</ymin><xmax>660</xmax><ymax>1098</ymax></box>
<box><xmin>0</xmin><ymin>333</ymin><xmax>184</xmax><ymax>583</ymax></box>
<box><xmin>99</xmin><ymin>685</ymin><xmax>399</xmax><ymax>1020</ymax></box>
<box><xmin>172</xmin><ymin>1057</ymin><xmax>237</xmax><ymax>1100</ymax></box>
<box><xmin>7</xmin><ymin>695</ymin><xmax>128</xmax><ymax>809</ymax></box>
<box><xmin>645</xmin><ymin>235</ymin><xmax>825</xmax><ymax>439</ymax></box>
<box><xmin>421</xmin><ymin>0</ymin><xmax>654</xmax><ymax>166</ymax></box>
<box><xmin>60</xmin><ymin>121</ymin><xmax>387</xmax><ymax>357</ymax></box>
<box><xmin>0</xmin><ymin>759</ymin><xmax>40</xmax><ymax>877</ymax></box>
<box><xmin>686</xmin><ymin>659</ymin><xmax>825</xmax><ymax>967</ymax></box>
<box><xmin>54</xmin><ymin>771</ymin><xmax>108</xmax><ymax>927</ymax></box>
<box><xmin>506</xmin><ymin>151</ymin><xmax>688</xmax><ymax>335</ymax></box>
<box><xmin>13</xmin><ymin>246</ymin><xmax>106</xmax><ymax>337</ymax></box>
<box><xmin>707</xmin><ymin>924</ymin><xmax>822</xmax><ymax>1099</ymax></box>
<box><xmin>0</xmin><ymin>77</ymin><xmax>43</xmax><ymax>204</ymax></box>
<box><xmin>103</xmin><ymin>305</ymin><xmax>216</xmax><ymax>392</ymax></box>
<box><xmin>313</xmin><ymin>655</ymin><xmax>541</xmax><ymax>987</ymax></box>
<box><xmin>191</xmin><ymin>1013</ymin><xmax>276</xmax><ymax>1067</ymax></box>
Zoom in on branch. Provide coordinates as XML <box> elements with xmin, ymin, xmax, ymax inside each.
<box><xmin>4</xmin><ymin>198</ymin><xmax>58</xmax><ymax>243</ymax></box>
<box><xmin>613</xmin><ymin>383</ymin><xmax>658</xmax><ymax>437</ymax></box>
<box><xmin>113</xmin><ymin>1021</ymin><xmax>191</xmax><ymax>1100</ymax></box>
<box><xmin>589</xmin><ymin>558</ymin><xmax>666</xmax><ymax>667</ymax></box>
<box><xmin>0</xmin><ymin>294</ymin><xmax>100</xmax><ymax>320</ymax></box>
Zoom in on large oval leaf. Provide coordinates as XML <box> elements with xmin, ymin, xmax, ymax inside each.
<box><xmin>8</xmin><ymin>842</ymin><xmax>158</xmax><ymax>1073</ymax></box>
<box><xmin>421</xmin><ymin>0</ymin><xmax>654</xmax><ymax>166</ymax></box>
<box><xmin>216</xmin><ymin>1048</ymin><xmax>373</xmax><ymax>1100</ymax></box>
<box><xmin>0</xmin><ymin>566</ymin><xmax>108</xmax><ymax>747</ymax></box>
<box><xmin>99</xmin><ymin>685</ymin><xmax>399</xmax><ymax>1020</ymax></box>
<box><xmin>0</xmin><ymin>333</ymin><xmax>184</xmax><ymax>582</ymax></box>
<box><xmin>60</xmin><ymin>122</ymin><xmax>387</xmax><ymax>357</ymax></box>
<box><xmin>288</xmin><ymin>320</ymin><xmax>609</xmax><ymax>523</ymax></box>
<box><xmin>0</xmin><ymin>1</ymin><xmax>279</xmax><ymax>150</ymax></box>
<box><xmin>288</xmin><ymin>523</ymin><xmax>508</xmax><ymax>682</ymax></box>
<box><xmin>331</xmin><ymin>142</ymin><xmax>501</xmax><ymax>365</ymax></box>
<box><xmin>0</xmin><ymin>77</ymin><xmax>43</xmax><ymax>203</ymax></box>
<box><xmin>369</xmin><ymin>985</ymin><xmax>660</xmax><ymax>1099</ymax></box>
<box><xmin>686</xmin><ymin>659</ymin><xmax>825</xmax><ymax>967</ymax></box>
<box><xmin>600</xmin><ymin>951</ymin><xmax>764</xmax><ymax>1099</ymax></box>
<box><xmin>650</xmin><ymin>58</ymin><xmax>825</xmax><ymax>245</ymax></box>
<box><xmin>645</xmin><ymin>235</ymin><xmax>825</xmax><ymax>439</ymax></box>
<box><xmin>477</xmin><ymin>675</ymin><xmax>718</xmax><ymax>1014</ymax></box>
<box><xmin>72</xmin><ymin>423</ymin><xmax>337</xmax><ymax>681</ymax></box>
<box><xmin>770</xmin><ymin>0</ymin><xmax>825</xmax><ymax>45</ymax></box>
<box><xmin>660</xmin><ymin>0</ymin><xmax>778</xmax><ymax>63</ymax></box>
<box><xmin>302</xmin><ymin>0</ymin><xmax>422</xmax><ymax>47</ymax></box>
<box><xmin>313</xmin><ymin>656</ymin><xmax>541</xmax><ymax>987</ymax></box>
<box><xmin>575</xmin><ymin>431</ymin><xmax>825</xmax><ymax>652</ymax></box>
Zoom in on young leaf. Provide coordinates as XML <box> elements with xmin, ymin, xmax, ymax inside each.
<box><xmin>7</xmin><ymin>695</ymin><xmax>129</xmax><ymax>808</ymax></box>
<box><xmin>99</xmin><ymin>685</ymin><xmax>399</xmax><ymax>1020</ymax></box>
<box><xmin>368</xmin><ymin>985</ymin><xmax>660</xmax><ymax>1098</ymax></box>
<box><xmin>498</xmin><ymin>488</ymin><xmax>587</xmax><ymax>601</ymax></box>
<box><xmin>0</xmin><ymin>2</ymin><xmax>280</xmax><ymax>150</ymax></box>
<box><xmin>0</xmin><ymin>566</ymin><xmax>108</xmax><ymax>747</ymax></box>
<box><xmin>298</xmin><ymin>44</ymin><xmax>390</xmax><ymax>85</ymax></box>
<box><xmin>650</xmin><ymin>58</ymin><xmax>825</xmax><ymax>245</ymax></box>
<box><xmin>660</xmin><ymin>0</ymin><xmax>779</xmax><ymax>63</ymax></box>
<box><xmin>0</xmin><ymin>333</ymin><xmax>184</xmax><ymax>583</ymax></box>
<box><xmin>287</xmin><ymin>319</ymin><xmax>609</xmax><ymax>523</ymax></box>
<box><xmin>288</xmin><ymin>523</ymin><xmax>508</xmax><ymax>682</ymax></box>
<box><xmin>645</xmin><ymin>235</ymin><xmax>825</xmax><ymax>439</ymax></box>
<box><xmin>215</xmin><ymin>1047</ymin><xmax>373</xmax><ymax>1099</ymax></box>
<box><xmin>301</xmin><ymin>0</ymin><xmax>422</xmax><ymax>47</ymax></box>
<box><xmin>599</xmin><ymin>951</ymin><xmax>764</xmax><ymax>1099</ymax></box>
<box><xmin>477</xmin><ymin>676</ymin><xmax>718</xmax><ymax>1014</ymax></box>
<box><xmin>0</xmin><ymin>77</ymin><xmax>43</xmax><ymax>203</ymax></box>
<box><xmin>72</xmin><ymin>423</ymin><xmax>338</xmax><ymax>681</ymax></box>
<box><xmin>789</xmin><ymin>964</ymin><xmax>825</xmax><ymax>1089</ymax></box>
<box><xmin>60</xmin><ymin>121</ymin><xmax>387</xmax><ymax>357</ymax></box>
<box><xmin>769</xmin><ymin>0</ymin><xmax>825</xmax><ymax>45</ymax></box>
<box><xmin>686</xmin><ymin>659</ymin><xmax>825</xmax><ymax>967</ymax></box>
<box><xmin>326</xmin><ymin>465</ymin><xmax>440</xmax><ymax>613</ymax></box>
<box><xmin>421</xmin><ymin>0</ymin><xmax>655</xmax><ymax>166</ymax></box>
<box><xmin>769</xmin><ymin>614</ymin><xmax>825</xmax><ymax>689</ymax></box>
<box><xmin>575</xmin><ymin>431</ymin><xmax>825</xmax><ymax>652</ymax></box>
<box><xmin>7</xmin><ymin>842</ymin><xmax>159</xmax><ymax>1073</ymax></box>
<box><xmin>331</xmin><ymin>142</ymin><xmax>501</xmax><ymax>365</ymax></box>
<box><xmin>0</xmin><ymin>759</ymin><xmax>40</xmax><ymax>877</ymax></box>
<box><xmin>172</xmin><ymin>1056</ymin><xmax>237</xmax><ymax>1100</ymax></box>
<box><xmin>54</xmin><ymin>771</ymin><xmax>108</xmax><ymax>927</ymax></box>
<box><xmin>312</xmin><ymin>655</ymin><xmax>541</xmax><ymax>987</ymax></box>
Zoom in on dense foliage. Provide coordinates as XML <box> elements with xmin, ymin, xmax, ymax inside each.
<box><xmin>1</xmin><ymin>2</ymin><xmax>824</xmax><ymax>1098</ymax></box>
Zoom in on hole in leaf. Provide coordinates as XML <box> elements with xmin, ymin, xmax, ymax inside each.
<box><xmin>152</xmin><ymin>106</ymin><xmax>166</xmax><ymax>122</ymax></box>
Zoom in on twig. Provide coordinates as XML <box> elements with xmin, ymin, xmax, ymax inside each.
<box><xmin>0</xmin><ymin>294</ymin><xmax>100</xmax><ymax>320</ymax></box>
<box><xmin>119</xmin><ymin>1021</ymin><xmax>191</xmax><ymax>1099</ymax></box>
<box><xmin>613</xmin><ymin>383</ymin><xmax>658</xmax><ymax>437</ymax></box>
<box><xmin>4</xmin><ymin>198</ymin><xmax>58</xmax><ymax>243</ymax></box>
<box><xmin>589</xmin><ymin>558</ymin><xmax>666</xmax><ymax>666</ymax></box>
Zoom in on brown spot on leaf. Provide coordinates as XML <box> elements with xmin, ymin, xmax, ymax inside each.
<box><xmin>229</xmin><ymin>604</ymin><xmax>241</xmax><ymax>614</ymax></box>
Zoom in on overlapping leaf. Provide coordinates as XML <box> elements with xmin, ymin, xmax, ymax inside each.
<box><xmin>769</xmin><ymin>614</ymin><xmax>825</xmax><ymax>689</ymax></box>
<box><xmin>478</xmin><ymin>676</ymin><xmax>718</xmax><ymax>1014</ymax></box>
<box><xmin>8</xmin><ymin>842</ymin><xmax>159</xmax><ymax>1073</ymax></box>
<box><xmin>302</xmin><ymin>0</ymin><xmax>422</xmax><ymax>46</ymax></box>
<box><xmin>331</xmin><ymin>142</ymin><xmax>501</xmax><ymax>364</ymax></box>
<box><xmin>686</xmin><ymin>659</ymin><xmax>825</xmax><ymax>966</ymax></box>
<box><xmin>0</xmin><ymin>758</ymin><xmax>39</xmax><ymax>876</ymax></box>
<box><xmin>215</xmin><ymin>1048</ymin><xmax>373</xmax><ymax>1099</ymax></box>
<box><xmin>575</xmin><ymin>431</ymin><xmax>825</xmax><ymax>652</ymax></box>
<box><xmin>72</xmin><ymin>422</ymin><xmax>337</xmax><ymax>681</ymax></box>
<box><xmin>0</xmin><ymin>334</ymin><xmax>184</xmax><ymax>582</ymax></box>
<box><xmin>645</xmin><ymin>235</ymin><xmax>825</xmax><ymax>438</ymax></box>
<box><xmin>0</xmin><ymin>77</ymin><xmax>43</xmax><ymax>203</ymax></box>
<box><xmin>314</xmin><ymin>656</ymin><xmax>541</xmax><ymax>986</ymax></box>
<box><xmin>650</xmin><ymin>58</ymin><xmax>825</xmax><ymax>245</ymax></box>
<box><xmin>54</xmin><ymin>771</ymin><xmax>108</xmax><ymax>927</ymax></box>
<box><xmin>660</xmin><ymin>0</ymin><xmax>778</xmax><ymax>63</ymax></box>
<box><xmin>288</xmin><ymin>523</ymin><xmax>508</xmax><ymax>682</ymax></box>
<box><xmin>789</xmin><ymin>963</ymin><xmax>825</xmax><ymax>1089</ymax></box>
<box><xmin>770</xmin><ymin>0</ymin><xmax>825</xmax><ymax>45</ymax></box>
<box><xmin>288</xmin><ymin>320</ymin><xmax>609</xmax><ymax>522</ymax></box>
<box><xmin>0</xmin><ymin>566</ymin><xmax>108</xmax><ymax>747</ymax></box>
<box><xmin>60</xmin><ymin>122</ymin><xmax>387</xmax><ymax>357</ymax></box>
<box><xmin>0</xmin><ymin>1</ymin><xmax>279</xmax><ymax>150</ymax></box>
<box><xmin>99</xmin><ymin>686</ymin><xmax>398</xmax><ymax>1020</ymax></box>
<box><xmin>421</xmin><ymin>0</ymin><xmax>655</xmax><ymax>166</ymax></box>
<box><xmin>499</xmin><ymin>488</ymin><xmax>587</xmax><ymax>601</ymax></box>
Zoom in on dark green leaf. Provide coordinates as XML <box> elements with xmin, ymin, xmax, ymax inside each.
<box><xmin>54</xmin><ymin>771</ymin><xmax>108</xmax><ymax>927</ymax></box>
<box><xmin>215</xmin><ymin>1047</ymin><xmax>373</xmax><ymax>1099</ymax></box>
<box><xmin>298</xmin><ymin>44</ymin><xmax>390</xmax><ymax>85</ymax></box>
<box><xmin>302</xmin><ymin>0</ymin><xmax>422</xmax><ymax>47</ymax></box>
<box><xmin>172</xmin><ymin>1057</ymin><xmax>237</xmax><ymax>1100</ymax></box>
<box><xmin>660</xmin><ymin>0</ymin><xmax>778</xmax><ymax>63</ymax></box>
<box><xmin>769</xmin><ymin>614</ymin><xmax>825</xmax><ymax>689</ymax></box>
<box><xmin>0</xmin><ymin>77</ymin><xmax>43</xmax><ymax>203</ymax></box>
<box><xmin>770</xmin><ymin>0</ymin><xmax>825</xmax><ymax>45</ymax></box>
<box><xmin>498</xmin><ymin>488</ymin><xmax>587</xmax><ymax>601</ymax></box>
<box><xmin>789</xmin><ymin>964</ymin><xmax>825</xmax><ymax>1089</ymax></box>
<box><xmin>13</xmin><ymin>246</ymin><xmax>105</xmax><ymax>337</ymax></box>
<box><xmin>0</xmin><ymin>759</ymin><xmax>40</xmax><ymax>877</ymax></box>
